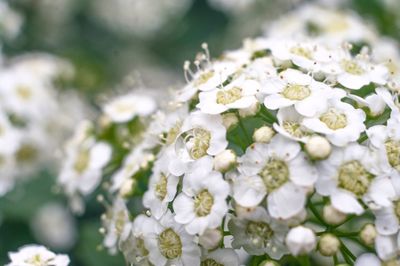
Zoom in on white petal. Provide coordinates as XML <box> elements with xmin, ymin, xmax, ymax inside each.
<box><xmin>331</xmin><ymin>190</ymin><xmax>364</xmax><ymax>215</ymax></box>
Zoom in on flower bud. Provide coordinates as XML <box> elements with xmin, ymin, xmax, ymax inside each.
<box><xmin>198</xmin><ymin>228</ymin><xmax>223</xmax><ymax>250</ymax></box>
<box><xmin>360</xmin><ymin>224</ymin><xmax>377</xmax><ymax>246</ymax></box>
<box><xmin>253</xmin><ymin>126</ymin><xmax>275</xmax><ymax>143</ymax></box>
<box><xmin>213</xmin><ymin>149</ymin><xmax>237</xmax><ymax>173</ymax></box>
<box><xmin>305</xmin><ymin>135</ymin><xmax>331</xmax><ymax>160</ymax></box>
<box><xmin>323</xmin><ymin>204</ymin><xmax>347</xmax><ymax>225</ymax></box>
<box><xmin>259</xmin><ymin>260</ymin><xmax>279</xmax><ymax>266</ymax></box>
<box><xmin>318</xmin><ymin>234</ymin><xmax>340</xmax><ymax>256</ymax></box>
<box><xmin>239</xmin><ymin>102</ymin><xmax>260</xmax><ymax>117</ymax></box>
<box><xmin>285</xmin><ymin>226</ymin><xmax>317</xmax><ymax>256</ymax></box>
<box><xmin>119</xmin><ymin>179</ymin><xmax>136</xmax><ymax>198</ymax></box>
<box><xmin>222</xmin><ymin>113</ymin><xmax>238</xmax><ymax>130</ymax></box>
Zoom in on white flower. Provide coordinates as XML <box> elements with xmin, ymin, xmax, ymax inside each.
<box><xmin>58</xmin><ymin>121</ymin><xmax>112</xmax><ymax>203</ymax></box>
<box><xmin>6</xmin><ymin>245</ymin><xmax>69</xmax><ymax>266</ymax></box>
<box><xmin>263</xmin><ymin>69</ymin><xmax>331</xmax><ymax>117</ymax></box>
<box><xmin>177</xmin><ymin>61</ymin><xmax>239</xmax><ymax>102</ymax></box>
<box><xmin>333</xmin><ymin>53</ymin><xmax>388</xmax><ymax>90</ymax></box>
<box><xmin>144</xmin><ymin>211</ymin><xmax>201</xmax><ymax>266</ymax></box>
<box><xmin>302</xmin><ymin>90</ymin><xmax>366</xmax><ymax>146</ymax></box>
<box><xmin>273</xmin><ymin>107</ymin><xmax>312</xmax><ymax>142</ymax></box>
<box><xmin>173</xmin><ymin>156</ymin><xmax>229</xmax><ymax>235</ymax></box>
<box><xmin>0</xmin><ymin>153</ymin><xmax>16</xmax><ymax>196</ymax></box>
<box><xmin>316</xmin><ymin>143</ymin><xmax>378</xmax><ymax>215</ymax></box>
<box><xmin>102</xmin><ymin>198</ymin><xmax>132</xmax><ymax>253</ymax></box>
<box><xmin>119</xmin><ymin>214</ymin><xmax>157</xmax><ymax>265</ymax></box>
<box><xmin>103</xmin><ymin>93</ymin><xmax>156</xmax><ymax>123</ymax></box>
<box><xmin>267</xmin><ymin>39</ymin><xmax>333</xmax><ymax>71</ymax></box>
<box><xmin>169</xmin><ymin>112</ymin><xmax>227</xmax><ymax>176</ymax></box>
<box><xmin>31</xmin><ymin>203</ymin><xmax>77</xmax><ymax>250</ymax></box>
<box><xmin>228</xmin><ymin>206</ymin><xmax>288</xmax><ymax>259</ymax></box>
<box><xmin>143</xmin><ymin>150</ymin><xmax>180</xmax><ymax>219</ymax></box>
<box><xmin>235</xmin><ymin>135</ymin><xmax>317</xmax><ymax>219</ymax></box>
<box><xmin>197</xmin><ymin>76</ymin><xmax>259</xmax><ymax>114</ymax></box>
<box><xmin>201</xmin><ymin>248</ymin><xmax>240</xmax><ymax>266</ymax></box>
<box><xmin>0</xmin><ymin>111</ymin><xmax>21</xmax><ymax>155</ymax></box>
<box><xmin>285</xmin><ymin>226</ymin><xmax>317</xmax><ymax>256</ymax></box>
<box><xmin>0</xmin><ymin>68</ymin><xmax>57</xmax><ymax>120</ymax></box>
<box><xmin>110</xmin><ymin>143</ymin><xmax>154</xmax><ymax>192</ymax></box>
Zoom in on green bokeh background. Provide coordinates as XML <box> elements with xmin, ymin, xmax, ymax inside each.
<box><xmin>0</xmin><ymin>0</ymin><xmax>399</xmax><ymax>265</ymax></box>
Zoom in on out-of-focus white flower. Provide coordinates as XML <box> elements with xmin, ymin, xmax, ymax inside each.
<box><xmin>285</xmin><ymin>226</ymin><xmax>317</xmax><ymax>256</ymax></box>
<box><xmin>89</xmin><ymin>0</ymin><xmax>192</xmax><ymax>38</ymax></box>
<box><xmin>354</xmin><ymin>253</ymin><xmax>382</xmax><ymax>266</ymax></box>
<box><xmin>6</xmin><ymin>245</ymin><xmax>70</xmax><ymax>266</ymax></box>
<box><xmin>0</xmin><ymin>1</ymin><xmax>23</xmax><ymax>40</ymax></box>
<box><xmin>102</xmin><ymin>198</ymin><xmax>132</xmax><ymax>254</ymax></box>
<box><xmin>31</xmin><ymin>202</ymin><xmax>77</xmax><ymax>250</ymax></box>
<box><xmin>58</xmin><ymin>121</ymin><xmax>111</xmax><ymax>211</ymax></box>
<box><xmin>103</xmin><ymin>93</ymin><xmax>157</xmax><ymax>123</ymax></box>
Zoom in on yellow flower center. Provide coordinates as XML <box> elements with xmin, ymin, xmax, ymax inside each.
<box><xmin>16</xmin><ymin>85</ymin><xmax>33</xmax><ymax>100</ymax></box>
<box><xmin>194</xmin><ymin>189</ymin><xmax>214</xmax><ymax>217</ymax></box>
<box><xmin>341</xmin><ymin>60</ymin><xmax>365</xmax><ymax>75</ymax></box>
<box><xmin>158</xmin><ymin>228</ymin><xmax>182</xmax><ymax>259</ymax></box>
<box><xmin>261</xmin><ymin>159</ymin><xmax>289</xmax><ymax>192</ymax></box>
<box><xmin>165</xmin><ymin>122</ymin><xmax>182</xmax><ymax>145</ymax></box>
<box><xmin>290</xmin><ymin>46</ymin><xmax>313</xmax><ymax>59</ymax></box>
<box><xmin>16</xmin><ymin>144</ymin><xmax>37</xmax><ymax>163</ymax></box>
<box><xmin>246</xmin><ymin>221</ymin><xmax>274</xmax><ymax>248</ymax></box>
<box><xmin>201</xmin><ymin>259</ymin><xmax>224</xmax><ymax>266</ymax></box>
<box><xmin>216</xmin><ymin>87</ymin><xmax>242</xmax><ymax>105</ymax></box>
<box><xmin>338</xmin><ymin>160</ymin><xmax>374</xmax><ymax>197</ymax></box>
<box><xmin>385</xmin><ymin>139</ymin><xmax>400</xmax><ymax>171</ymax></box>
<box><xmin>282</xmin><ymin>84</ymin><xmax>311</xmax><ymax>100</ymax></box>
<box><xmin>73</xmin><ymin>149</ymin><xmax>90</xmax><ymax>173</ymax></box>
<box><xmin>154</xmin><ymin>174</ymin><xmax>168</xmax><ymax>201</ymax></box>
<box><xmin>320</xmin><ymin>108</ymin><xmax>347</xmax><ymax>130</ymax></box>
<box><xmin>283</xmin><ymin>121</ymin><xmax>309</xmax><ymax>138</ymax></box>
<box><xmin>194</xmin><ymin>71</ymin><xmax>214</xmax><ymax>87</ymax></box>
<box><xmin>185</xmin><ymin>128</ymin><xmax>211</xmax><ymax>160</ymax></box>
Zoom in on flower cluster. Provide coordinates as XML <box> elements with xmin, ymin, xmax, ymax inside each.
<box><xmin>6</xmin><ymin>245</ymin><xmax>70</xmax><ymax>266</ymax></box>
<box><xmin>58</xmin><ymin>3</ymin><xmax>400</xmax><ymax>266</ymax></box>
<box><xmin>0</xmin><ymin>53</ymin><xmax>89</xmax><ymax>196</ymax></box>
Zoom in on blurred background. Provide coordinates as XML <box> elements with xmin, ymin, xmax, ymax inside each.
<box><xmin>1</xmin><ymin>0</ymin><xmax>400</xmax><ymax>265</ymax></box>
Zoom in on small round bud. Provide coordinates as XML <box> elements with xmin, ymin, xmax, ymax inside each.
<box><xmin>259</xmin><ymin>260</ymin><xmax>279</xmax><ymax>266</ymax></box>
<box><xmin>222</xmin><ymin>113</ymin><xmax>238</xmax><ymax>130</ymax></box>
<box><xmin>360</xmin><ymin>224</ymin><xmax>377</xmax><ymax>246</ymax></box>
<box><xmin>214</xmin><ymin>149</ymin><xmax>237</xmax><ymax>173</ymax></box>
<box><xmin>323</xmin><ymin>204</ymin><xmax>347</xmax><ymax>225</ymax></box>
<box><xmin>119</xmin><ymin>178</ymin><xmax>136</xmax><ymax>198</ymax></box>
<box><xmin>318</xmin><ymin>234</ymin><xmax>340</xmax><ymax>256</ymax></box>
<box><xmin>285</xmin><ymin>226</ymin><xmax>317</xmax><ymax>256</ymax></box>
<box><xmin>253</xmin><ymin>126</ymin><xmax>275</xmax><ymax>143</ymax></box>
<box><xmin>305</xmin><ymin>135</ymin><xmax>332</xmax><ymax>160</ymax></box>
<box><xmin>239</xmin><ymin>102</ymin><xmax>260</xmax><ymax>117</ymax></box>
<box><xmin>198</xmin><ymin>228</ymin><xmax>223</xmax><ymax>250</ymax></box>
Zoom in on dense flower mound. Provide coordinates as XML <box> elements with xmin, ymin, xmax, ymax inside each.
<box><xmin>58</xmin><ymin>32</ymin><xmax>400</xmax><ymax>264</ymax></box>
<box><xmin>0</xmin><ymin>53</ymin><xmax>89</xmax><ymax>196</ymax></box>
<box><xmin>6</xmin><ymin>245</ymin><xmax>70</xmax><ymax>266</ymax></box>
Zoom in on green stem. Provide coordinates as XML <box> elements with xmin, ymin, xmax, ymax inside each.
<box><xmin>298</xmin><ymin>255</ymin><xmax>311</xmax><ymax>266</ymax></box>
<box><xmin>307</xmin><ymin>200</ymin><xmax>328</xmax><ymax>227</ymax></box>
<box><xmin>340</xmin><ymin>241</ymin><xmax>356</xmax><ymax>261</ymax></box>
<box><xmin>333</xmin><ymin>254</ymin><xmax>339</xmax><ymax>265</ymax></box>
